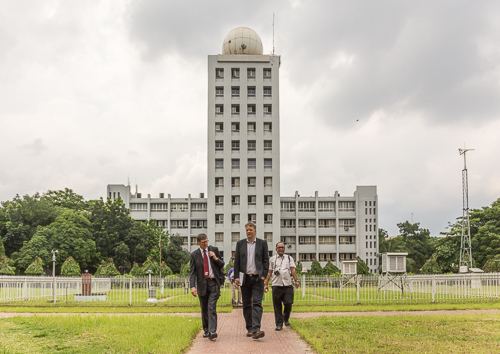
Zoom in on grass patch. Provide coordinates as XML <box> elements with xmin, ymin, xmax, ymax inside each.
<box><xmin>0</xmin><ymin>314</ymin><xmax>201</xmax><ymax>353</ymax></box>
<box><xmin>0</xmin><ymin>305</ymin><xmax>232</xmax><ymax>314</ymax></box>
<box><xmin>293</xmin><ymin>313</ymin><xmax>500</xmax><ymax>353</ymax></box>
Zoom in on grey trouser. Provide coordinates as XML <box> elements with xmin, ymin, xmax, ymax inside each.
<box><xmin>199</xmin><ymin>279</ymin><xmax>220</xmax><ymax>334</ymax></box>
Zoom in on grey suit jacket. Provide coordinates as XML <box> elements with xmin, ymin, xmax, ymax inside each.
<box><xmin>233</xmin><ymin>238</ymin><xmax>269</xmax><ymax>280</ymax></box>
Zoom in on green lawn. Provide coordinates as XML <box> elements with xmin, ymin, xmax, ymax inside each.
<box><xmin>293</xmin><ymin>313</ymin><xmax>500</xmax><ymax>353</ymax></box>
<box><xmin>0</xmin><ymin>314</ymin><xmax>201</xmax><ymax>353</ymax></box>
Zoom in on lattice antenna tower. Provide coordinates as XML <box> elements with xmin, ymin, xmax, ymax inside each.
<box><xmin>272</xmin><ymin>12</ymin><xmax>275</xmax><ymax>55</ymax></box>
<box><xmin>459</xmin><ymin>147</ymin><xmax>474</xmax><ymax>269</ymax></box>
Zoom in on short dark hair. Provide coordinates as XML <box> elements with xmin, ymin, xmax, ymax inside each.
<box><xmin>275</xmin><ymin>242</ymin><xmax>285</xmax><ymax>248</ymax></box>
<box><xmin>245</xmin><ymin>222</ymin><xmax>256</xmax><ymax>230</ymax></box>
<box><xmin>196</xmin><ymin>233</ymin><xmax>208</xmax><ymax>243</ymax></box>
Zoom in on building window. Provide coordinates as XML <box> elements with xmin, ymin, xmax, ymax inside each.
<box><xmin>216</xmin><ymin>86</ymin><xmax>224</xmax><ymax>97</ymax></box>
<box><xmin>264</xmin><ymin>159</ymin><xmax>272</xmax><ymax>169</ymax></box>
<box><xmin>215</xmin><ymin>159</ymin><xmax>223</xmax><ymax>169</ymax></box>
<box><xmin>215</xmin><ymin>177</ymin><xmax>224</xmax><ymax>187</ymax></box>
<box><xmin>247</xmin><ymin>140</ymin><xmax>256</xmax><ymax>151</ymax></box>
<box><xmin>232</xmin><ymin>159</ymin><xmax>240</xmax><ymax>169</ymax></box>
<box><xmin>264</xmin><ymin>232</ymin><xmax>273</xmax><ymax>242</ymax></box>
<box><xmin>192</xmin><ymin>203</ymin><xmax>207</xmax><ymax>211</ymax></box>
<box><xmin>191</xmin><ymin>220</ymin><xmax>207</xmax><ymax>229</ymax></box>
<box><xmin>231</xmin><ymin>122</ymin><xmax>240</xmax><ymax>132</ymax></box>
<box><xmin>299</xmin><ymin>236</ymin><xmax>315</xmax><ymax>245</ymax></box>
<box><xmin>264</xmin><ymin>122</ymin><xmax>272</xmax><ymax>132</ymax></box>
<box><xmin>264</xmin><ymin>195</ymin><xmax>272</xmax><ymax>205</ymax></box>
<box><xmin>247</xmin><ymin>104</ymin><xmax>256</xmax><ymax>115</ymax></box>
<box><xmin>264</xmin><ymin>214</ymin><xmax>273</xmax><ymax>224</ymax></box>
<box><xmin>298</xmin><ymin>219</ymin><xmax>315</xmax><ymax>228</ymax></box>
<box><xmin>299</xmin><ymin>253</ymin><xmax>316</xmax><ymax>262</ymax></box>
<box><xmin>248</xmin><ymin>158</ymin><xmax>256</xmax><ymax>169</ymax></box>
<box><xmin>215</xmin><ymin>232</ymin><xmax>224</xmax><ymax>242</ymax></box>
<box><xmin>231</xmin><ymin>86</ymin><xmax>240</xmax><ymax>97</ymax></box>
<box><xmin>231</xmin><ymin>232</ymin><xmax>240</xmax><ymax>242</ymax></box>
<box><xmin>231</xmin><ymin>177</ymin><xmax>240</xmax><ymax>187</ymax></box>
<box><xmin>319</xmin><ymin>253</ymin><xmax>336</xmax><ymax>261</ymax></box>
<box><xmin>319</xmin><ymin>236</ymin><xmax>336</xmax><ymax>245</ymax></box>
<box><xmin>171</xmin><ymin>203</ymin><xmax>188</xmax><ymax>212</ymax></box>
<box><xmin>318</xmin><ymin>219</ymin><xmax>335</xmax><ymax>228</ymax></box>
<box><xmin>151</xmin><ymin>203</ymin><xmax>168</xmax><ymax>211</ymax></box>
<box><xmin>232</xmin><ymin>68</ymin><xmax>240</xmax><ymax>78</ymax></box>
<box><xmin>247</xmin><ymin>68</ymin><xmax>255</xmax><ymax>78</ymax></box>
<box><xmin>280</xmin><ymin>219</ymin><xmax>296</xmax><ymax>228</ymax></box>
<box><xmin>338</xmin><ymin>201</ymin><xmax>355</xmax><ymax>211</ymax></box>
<box><xmin>247</xmin><ymin>86</ymin><xmax>256</xmax><ymax>97</ymax></box>
<box><xmin>339</xmin><ymin>236</ymin><xmax>355</xmax><ymax>245</ymax></box>
<box><xmin>340</xmin><ymin>253</ymin><xmax>356</xmax><ymax>261</ymax></box>
<box><xmin>171</xmin><ymin>220</ymin><xmax>188</xmax><ymax>228</ymax></box>
<box><xmin>215</xmin><ymin>140</ymin><xmax>224</xmax><ymax>151</ymax></box>
<box><xmin>215</xmin><ymin>196</ymin><xmax>224</xmax><ymax>206</ymax></box>
<box><xmin>298</xmin><ymin>202</ymin><xmax>315</xmax><ymax>212</ymax></box>
<box><xmin>263</xmin><ymin>86</ymin><xmax>272</xmax><ymax>97</ymax></box>
<box><xmin>247</xmin><ymin>122</ymin><xmax>256</xmax><ymax>132</ymax></box>
<box><xmin>248</xmin><ymin>195</ymin><xmax>256</xmax><ymax>205</ymax></box>
<box><xmin>248</xmin><ymin>214</ymin><xmax>256</xmax><ymax>223</ymax></box>
<box><xmin>263</xmin><ymin>68</ymin><xmax>271</xmax><ymax>78</ymax></box>
<box><xmin>318</xmin><ymin>202</ymin><xmax>335</xmax><ymax>211</ymax></box>
<box><xmin>264</xmin><ymin>177</ymin><xmax>272</xmax><ymax>187</ymax></box>
<box><xmin>340</xmin><ymin>219</ymin><xmax>355</xmax><ymax>228</ymax></box>
<box><xmin>156</xmin><ymin>220</ymin><xmax>167</xmax><ymax>227</ymax></box>
<box><xmin>232</xmin><ymin>214</ymin><xmax>240</xmax><ymax>224</ymax></box>
<box><xmin>215</xmin><ymin>104</ymin><xmax>223</xmax><ymax>115</ymax></box>
<box><xmin>215</xmin><ymin>122</ymin><xmax>223</xmax><ymax>132</ymax></box>
<box><xmin>232</xmin><ymin>140</ymin><xmax>240</xmax><ymax>151</ymax></box>
<box><xmin>231</xmin><ymin>104</ymin><xmax>240</xmax><ymax>115</ymax></box>
<box><xmin>263</xmin><ymin>104</ymin><xmax>272</xmax><ymax>115</ymax></box>
<box><xmin>247</xmin><ymin>177</ymin><xmax>256</xmax><ymax>187</ymax></box>
<box><xmin>215</xmin><ymin>214</ymin><xmax>224</xmax><ymax>224</ymax></box>
<box><xmin>264</xmin><ymin>140</ymin><xmax>272</xmax><ymax>151</ymax></box>
<box><xmin>216</xmin><ymin>68</ymin><xmax>224</xmax><ymax>78</ymax></box>
<box><xmin>232</xmin><ymin>195</ymin><xmax>240</xmax><ymax>205</ymax></box>
<box><xmin>130</xmin><ymin>203</ymin><xmax>147</xmax><ymax>210</ymax></box>
<box><xmin>280</xmin><ymin>202</ymin><xmax>295</xmax><ymax>212</ymax></box>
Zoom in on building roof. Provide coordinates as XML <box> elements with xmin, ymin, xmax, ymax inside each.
<box><xmin>222</xmin><ymin>27</ymin><xmax>263</xmax><ymax>55</ymax></box>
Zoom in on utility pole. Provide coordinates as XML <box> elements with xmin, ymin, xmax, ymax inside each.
<box><xmin>159</xmin><ymin>233</ymin><xmax>162</xmax><ymax>278</ymax></box>
<box><xmin>459</xmin><ymin>147</ymin><xmax>474</xmax><ymax>271</ymax></box>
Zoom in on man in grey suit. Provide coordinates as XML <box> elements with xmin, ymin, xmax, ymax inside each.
<box><xmin>234</xmin><ymin>222</ymin><xmax>269</xmax><ymax>339</ymax></box>
<box><xmin>190</xmin><ymin>233</ymin><xmax>225</xmax><ymax>340</ymax></box>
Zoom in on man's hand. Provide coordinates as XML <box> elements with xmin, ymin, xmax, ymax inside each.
<box><xmin>191</xmin><ymin>288</ymin><xmax>197</xmax><ymax>297</ymax></box>
<box><xmin>264</xmin><ymin>284</ymin><xmax>269</xmax><ymax>293</ymax></box>
<box><xmin>208</xmin><ymin>251</ymin><xmax>217</xmax><ymax>261</ymax></box>
<box><xmin>294</xmin><ymin>280</ymin><xmax>300</xmax><ymax>289</ymax></box>
<box><xmin>235</xmin><ymin>278</ymin><xmax>241</xmax><ymax>286</ymax></box>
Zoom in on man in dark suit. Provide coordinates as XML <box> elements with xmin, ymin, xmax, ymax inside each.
<box><xmin>190</xmin><ymin>233</ymin><xmax>225</xmax><ymax>340</ymax></box>
<box><xmin>234</xmin><ymin>222</ymin><xmax>269</xmax><ymax>339</ymax></box>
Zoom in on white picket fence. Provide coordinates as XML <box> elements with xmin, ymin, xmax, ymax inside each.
<box><xmin>1</xmin><ymin>273</ymin><xmax>499</xmax><ymax>306</ymax></box>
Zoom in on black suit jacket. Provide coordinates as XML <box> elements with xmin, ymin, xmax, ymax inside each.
<box><xmin>233</xmin><ymin>238</ymin><xmax>269</xmax><ymax>280</ymax></box>
<box><xmin>189</xmin><ymin>245</ymin><xmax>225</xmax><ymax>297</ymax></box>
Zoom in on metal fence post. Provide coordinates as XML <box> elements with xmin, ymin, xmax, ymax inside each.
<box><xmin>356</xmin><ymin>275</ymin><xmax>360</xmax><ymax>304</ymax></box>
<box><xmin>432</xmin><ymin>275</ymin><xmax>436</xmax><ymax>303</ymax></box>
<box><xmin>302</xmin><ymin>273</ymin><xmax>305</xmax><ymax>298</ymax></box>
<box><xmin>129</xmin><ymin>278</ymin><xmax>132</xmax><ymax>305</ymax></box>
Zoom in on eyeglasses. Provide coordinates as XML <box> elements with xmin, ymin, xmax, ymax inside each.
<box><xmin>276</xmin><ymin>247</ymin><xmax>285</xmax><ymax>249</ymax></box>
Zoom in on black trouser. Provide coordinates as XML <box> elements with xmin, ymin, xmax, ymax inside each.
<box><xmin>272</xmin><ymin>285</ymin><xmax>294</xmax><ymax>326</ymax></box>
<box><xmin>241</xmin><ymin>274</ymin><xmax>264</xmax><ymax>332</ymax></box>
<box><xmin>198</xmin><ymin>279</ymin><xmax>220</xmax><ymax>334</ymax></box>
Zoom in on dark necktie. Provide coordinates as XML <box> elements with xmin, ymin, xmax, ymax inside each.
<box><xmin>203</xmin><ymin>250</ymin><xmax>209</xmax><ymax>278</ymax></box>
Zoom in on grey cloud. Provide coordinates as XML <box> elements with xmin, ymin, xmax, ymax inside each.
<box><xmin>18</xmin><ymin>138</ymin><xmax>47</xmax><ymax>156</ymax></box>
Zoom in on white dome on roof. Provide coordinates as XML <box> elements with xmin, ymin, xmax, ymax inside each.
<box><xmin>222</xmin><ymin>27</ymin><xmax>263</xmax><ymax>55</ymax></box>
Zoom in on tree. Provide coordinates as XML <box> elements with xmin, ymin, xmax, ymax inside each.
<box><xmin>224</xmin><ymin>258</ymin><xmax>234</xmax><ymax>275</ymax></box>
<box><xmin>113</xmin><ymin>242</ymin><xmax>131</xmax><ymax>269</ymax></box>
<box><xmin>309</xmin><ymin>259</ymin><xmax>323</xmax><ymax>276</ymax></box>
<box><xmin>0</xmin><ymin>256</ymin><xmax>15</xmax><ymax>275</ymax></box>
<box><xmin>433</xmin><ymin>236</ymin><xmax>460</xmax><ymax>273</ymax></box>
<box><xmin>0</xmin><ymin>238</ymin><xmax>5</xmax><ymax>257</ymax></box>
<box><xmin>165</xmin><ymin>235</ymin><xmax>190</xmax><ymax>274</ymax></box>
<box><xmin>323</xmin><ymin>261</ymin><xmax>340</xmax><ymax>275</ymax></box>
<box><xmin>470</xmin><ymin>199</ymin><xmax>500</xmax><ymax>268</ymax></box>
<box><xmin>25</xmin><ymin>257</ymin><xmax>44</xmax><ymax>275</ymax></box>
<box><xmin>125</xmin><ymin>222</ymin><xmax>151</xmax><ymax>265</ymax></box>
<box><xmin>295</xmin><ymin>261</ymin><xmax>303</xmax><ymax>275</ymax></box>
<box><xmin>43</xmin><ymin>189</ymin><xmax>87</xmax><ymax>211</ymax></box>
<box><xmin>356</xmin><ymin>257</ymin><xmax>370</xmax><ymax>275</ymax></box>
<box><xmin>421</xmin><ymin>256</ymin><xmax>442</xmax><ymax>274</ymax></box>
<box><xmin>94</xmin><ymin>258</ymin><xmax>120</xmax><ymax>277</ymax></box>
<box><xmin>482</xmin><ymin>257</ymin><xmax>500</xmax><ymax>273</ymax></box>
<box><xmin>142</xmin><ymin>256</ymin><xmax>160</xmax><ymax>276</ymax></box>
<box><xmin>61</xmin><ymin>256</ymin><xmax>82</xmax><ymax>276</ymax></box>
<box><xmin>397</xmin><ymin>221</ymin><xmax>435</xmax><ymax>273</ymax></box>
<box><xmin>49</xmin><ymin>210</ymin><xmax>97</xmax><ymax>270</ymax></box>
<box><xmin>11</xmin><ymin>229</ymin><xmax>52</xmax><ymax>272</ymax></box>
<box><xmin>130</xmin><ymin>262</ymin><xmax>143</xmax><ymax>276</ymax></box>
<box><xmin>180</xmin><ymin>262</ymin><xmax>190</xmax><ymax>277</ymax></box>
<box><xmin>161</xmin><ymin>261</ymin><xmax>173</xmax><ymax>276</ymax></box>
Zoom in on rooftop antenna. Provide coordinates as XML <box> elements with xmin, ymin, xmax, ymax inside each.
<box><xmin>127</xmin><ymin>175</ymin><xmax>130</xmax><ymax>187</ymax></box>
<box><xmin>459</xmin><ymin>145</ymin><xmax>474</xmax><ymax>271</ymax></box>
<box><xmin>135</xmin><ymin>178</ymin><xmax>138</xmax><ymax>196</ymax></box>
<box><xmin>272</xmin><ymin>12</ymin><xmax>275</xmax><ymax>55</ymax></box>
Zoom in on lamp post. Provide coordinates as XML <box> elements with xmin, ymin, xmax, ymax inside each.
<box><xmin>51</xmin><ymin>250</ymin><xmax>58</xmax><ymax>303</ymax></box>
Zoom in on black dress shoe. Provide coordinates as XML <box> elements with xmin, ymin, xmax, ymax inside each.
<box><xmin>203</xmin><ymin>332</ymin><xmax>210</xmax><ymax>338</ymax></box>
<box><xmin>209</xmin><ymin>332</ymin><xmax>218</xmax><ymax>340</ymax></box>
<box><xmin>275</xmin><ymin>325</ymin><xmax>283</xmax><ymax>331</ymax></box>
<box><xmin>284</xmin><ymin>320</ymin><xmax>291</xmax><ymax>326</ymax></box>
<box><xmin>252</xmin><ymin>330</ymin><xmax>265</xmax><ymax>339</ymax></box>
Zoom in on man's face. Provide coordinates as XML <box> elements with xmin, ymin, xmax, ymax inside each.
<box><xmin>245</xmin><ymin>225</ymin><xmax>256</xmax><ymax>240</ymax></box>
<box><xmin>276</xmin><ymin>243</ymin><xmax>285</xmax><ymax>256</ymax></box>
<box><xmin>197</xmin><ymin>238</ymin><xmax>209</xmax><ymax>250</ymax></box>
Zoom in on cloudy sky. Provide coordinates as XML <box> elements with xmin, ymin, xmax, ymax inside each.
<box><xmin>1</xmin><ymin>1</ymin><xmax>499</xmax><ymax>236</ymax></box>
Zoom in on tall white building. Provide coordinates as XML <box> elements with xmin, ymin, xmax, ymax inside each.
<box><xmin>107</xmin><ymin>27</ymin><xmax>379</xmax><ymax>273</ymax></box>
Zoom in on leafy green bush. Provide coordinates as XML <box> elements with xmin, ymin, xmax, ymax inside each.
<box><xmin>142</xmin><ymin>257</ymin><xmax>160</xmax><ymax>276</ymax></box>
<box><xmin>356</xmin><ymin>257</ymin><xmax>370</xmax><ymax>275</ymax></box>
<box><xmin>323</xmin><ymin>260</ymin><xmax>340</xmax><ymax>275</ymax></box>
<box><xmin>25</xmin><ymin>257</ymin><xmax>44</xmax><ymax>275</ymax></box>
<box><xmin>421</xmin><ymin>256</ymin><xmax>442</xmax><ymax>274</ymax></box>
<box><xmin>61</xmin><ymin>256</ymin><xmax>81</xmax><ymax>276</ymax></box>
<box><xmin>130</xmin><ymin>262</ymin><xmax>143</xmax><ymax>276</ymax></box>
<box><xmin>180</xmin><ymin>263</ymin><xmax>190</xmax><ymax>276</ymax></box>
<box><xmin>161</xmin><ymin>261</ymin><xmax>173</xmax><ymax>276</ymax></box>
<box><xmin>94</xmin><ymin>258</ymin><xmax>120</xmax><ymax>277</ymax></box>
<box><xmin>0</xmin><ymin>256</ymin><xmax>16</xmax><ymax>275</ymax></box>
<box><xmin>309</xmin><ymin>259</ymin><xmax>323</xmax><ymax>276</ymax></box>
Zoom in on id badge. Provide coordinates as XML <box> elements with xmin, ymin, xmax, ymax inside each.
<box><xmin>205</xmin><ymin>271</ymin><xmax>209</xmax><ymax>277</ymax></box>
